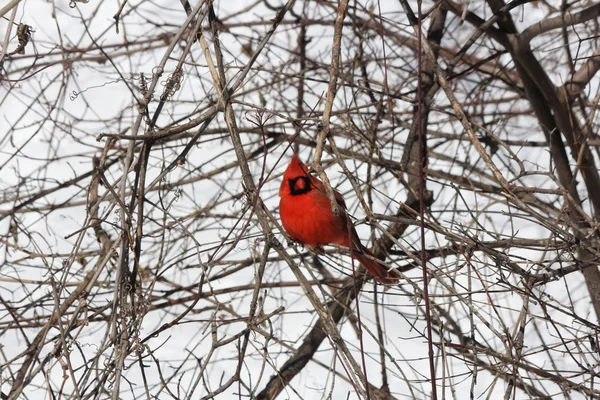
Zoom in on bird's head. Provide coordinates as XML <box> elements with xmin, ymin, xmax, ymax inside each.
<box><xmin>280</xmin><ymin>155</ymin><xmax>313</xmax><ymax>197</ymax></box>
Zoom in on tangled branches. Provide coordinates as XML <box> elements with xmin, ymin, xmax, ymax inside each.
<box><xmin>1</xmin><ymin>0</ymin><xmax>600</xmax><ymax>398</ymax></box>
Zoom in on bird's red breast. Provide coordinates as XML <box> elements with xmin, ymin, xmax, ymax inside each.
<box><xmin>278</xmin><ymin>155</ymin><xmax>400</xmax><ymax>284</ymax></box>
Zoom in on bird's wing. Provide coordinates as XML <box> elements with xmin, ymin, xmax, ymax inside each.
<box><xmin>310</xmin><ymin>175</ymin><xmax>348</xmax><ymax>210</ymax></box>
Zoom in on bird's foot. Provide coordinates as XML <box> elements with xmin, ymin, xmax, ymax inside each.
<box><xmin>306</xmin><ymin>245</ymin><xmax>325</xmax><ymax>255</ymax></box>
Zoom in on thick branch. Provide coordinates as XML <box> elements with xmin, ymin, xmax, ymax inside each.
<box><xmin>520</xmin><ymin>3</ymin><xmax>600</xmax><ymax>48</ymax></box>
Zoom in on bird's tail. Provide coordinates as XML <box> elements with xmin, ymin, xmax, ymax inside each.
<box><xmin>351</xmin><ymin>246</ymin><xmax>400</xmax><ymax>285</ymax></box>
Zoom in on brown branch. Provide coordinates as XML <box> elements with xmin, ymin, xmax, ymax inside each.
<box><xmin>519</xmin><ymin>3</ymin><xmax>600</xmax><ymax>48</ymax></box>
<box><xmin>564</xmin><ymin>45</ymin><xmax>600</xmax><ymax>97</ymax></box>
<box><xmin>312</xmin><ymin>0</ymin><xmax>350</xmax><ymax>217</ymax></box>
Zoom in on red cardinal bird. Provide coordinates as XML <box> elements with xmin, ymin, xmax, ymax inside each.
<box><xmin>279</xmin><ymin>155</ymin><xmax>400</xmax><ymax>284</ymax></box>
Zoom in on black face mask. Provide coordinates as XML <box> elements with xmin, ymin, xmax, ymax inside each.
<box><xmin>288</xmin><ymin>176</ymin><xmax>312</xmax><ymax>196</ymax></box>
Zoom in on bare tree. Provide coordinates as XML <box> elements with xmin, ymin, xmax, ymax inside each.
<box><xmin>1</xmin><ymin>0</ymin><xmax>600</xmax><ymax>398</ymax></box>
